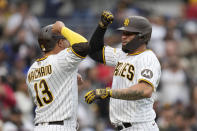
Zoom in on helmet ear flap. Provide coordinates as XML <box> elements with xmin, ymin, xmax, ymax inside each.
<box><xmin>137</xmin><ymin>33</ymin><xmax>144</xmax><ymax>40</ymax></box>
<box><xmin>137</xmin><ymin>33</ymin><xmax>151</xmax><ymax>42</ymax></box>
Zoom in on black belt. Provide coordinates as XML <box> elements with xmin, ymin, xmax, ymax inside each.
<box><xmin>35</xmin><ymin>121</ymin><xmax>64</xmax><ymax>126</ymax></box>
<box><xmin>117</xmin><ymin>122</ymin><xmax>132</xmax><ymax>130</ymax></box>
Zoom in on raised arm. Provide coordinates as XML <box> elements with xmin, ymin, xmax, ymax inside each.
<box><xmin>89</xmin><ymin>11</ymin><xmax>114</xmax><ymax>63</ymax></box>
<box><xmin>52</xmin><ymin>21</ymin><xmax>89</xmax><ymax>57</ymax></box>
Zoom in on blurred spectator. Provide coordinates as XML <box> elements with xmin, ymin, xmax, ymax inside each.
<box><xmin>192</xmin><ymin>85</ymin><xmax>197</xmax><ymax>110</ymax></box>
<box><xmin>0</xmin><ymin>48</ymin><xmax>9</xmax><ymax>76</ymax></box>
<box><xmin>96</xmin><ymin>64</ymin><xmax>114</xmax><ymax>87</ymax></box>
<box><xmin>72</xmin><ymin>0</ymin><xmax>94</xmax><ymax>20</ymax></box>
<box><xmin>78</xmin><ymin>56</ymin><xmax>96</xmax><ymax>78</ymax></box>
<box><xmin>14</xmin><ymin>78</ymin><xmax>33</xmax><ymax>124</ymax></box>
<box><xmin>184</xmin><ymin>106</ymin><xmax>197</xmax><ymax>131</ymax></box>
<box><xmin>3</xmin><ymin>107</ymin><xmax>33</xmax><ymax>131</ymax></box>
<box><xmin>78</xmin><ymin>67</ymin><xmax>99</xmax><ymax>131</ymax></box>
<box><xmin>11</xmin><ymin>57</ymin><xmax>29</xmax><ymax>82</ymax></box>
<box><xmin>161</xmin><ymin>40</ymin><xmax>179</xmax><ymax>68</ymax></box>
<box><xmin>0</xmin><ymin>119</ymin><xmax>3</xmax><ymax>131</ymax></box>
<box><xmin>0</xmin><ymin>76</ymin><xmax>16</xmax><ymax>120</ymax></box>
<box><xmin>77</xmin><ymin>103</ymin><xmax>96</xmax><ymax>131</ymax></box>
<box><xmin>112</xmin><ymin>0</ymin><xmax>150</xmax><ymax>29</ymax></box>
<box><xmin>43</xmin><ymin>0</ymin><xmax>63</xmax><ymax>18</ymax></box>
<box><xmin>159</xmin><ymin>56</ymin><xmax>190</xmax><ymax>106</ymax></box>
<box><xmin>173</xmin><ymin>111</ymin><xmax>188</xmax><ymax>131</ymax></box>
<box><xmin>178</xmin><ymin>21</ymin><xmax>197</xmax><ymax>82</ymax></box>
<box><xmin>164</xmin><ymin>18</ymin><xmax>182</xmax><ymax>41</ymax></box>
<box><xmin>5</xmin><ymin>1</ymin><xmax>40</xmax><ymax>46</ymax></box>
<box><xmin>184</xmin><ymin>0</ymin><xmax>197</xmax><ymax>19</ymax></box>
<box><xmin>157</xmin><ymin>105</ymin><xmax>175</xmax><ymax>130</ymax></box>
<box><xmin>149</xmin><ymin>15</ymin><xmax>166</xmax><ymax>59</ymax></box>
<box><xmin>0</xmin><ymin>0</ymin><xmax>7</xmax><ymax>36</ymax></box>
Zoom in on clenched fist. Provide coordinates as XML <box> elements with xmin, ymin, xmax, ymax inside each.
<box><xmin>99</xmin><ymin>10</ymin><xmax>114</xmax><ymax>29</ymax></box>
<box><xmin>52</xmin><ymin>21</ymin><xmax>65</xmax><ymax>34</ymax></box>
<box><xmin>84</xmin><ymin>87</ymin><xmax>112</xmax><ymax>104</ymax></box>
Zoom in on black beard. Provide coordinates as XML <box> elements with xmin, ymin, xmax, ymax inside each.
<box><xmin>122</xmin><ymin>44</ymin><xmax>135</xmax><ymax>53</ymax></box>
<box><xmin>122</xmin><ymin>45</ymin><xmax>129</xmax><ymax>53</ymax></box>
<box><xmin>121</xmin><ymin>35</ymin><xmax>144</xmax><ymax>54</ymax></box>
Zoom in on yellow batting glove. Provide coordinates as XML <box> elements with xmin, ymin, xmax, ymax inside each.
<box><xmin>99</xmin><ymin>10</ymin><xmax>114</xmax><ymax>28</ymax></box>
<box><xmin>84</xmin><ymin>90</ymin><xmax>96</xmax><ymax>104</ymax></box>
<box><xmin>84</xmin><ymin>87</ymin><xmax>112</xmax><ymax>104</ymax></box>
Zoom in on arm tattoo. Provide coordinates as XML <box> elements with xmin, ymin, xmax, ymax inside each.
<box><xmin>112</xmin><ymin>89</ymin><xmax>145</xmax><ymax>100</ymax></box>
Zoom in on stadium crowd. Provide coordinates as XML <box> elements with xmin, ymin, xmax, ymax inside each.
<box><xmin>0</xmin><ymin>0</ymin><xmax>197</xmax><ymax>130</ymax></box>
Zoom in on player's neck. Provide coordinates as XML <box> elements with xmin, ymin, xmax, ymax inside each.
<box><xmin>44</xmin><ymin>48</ymin><xmax>60</xmax><ymax>57</ymax></box>
<box><xmin>44</xmin><ymin>52</ymin><xmax>54</xmax><ymax>57</ymax></box>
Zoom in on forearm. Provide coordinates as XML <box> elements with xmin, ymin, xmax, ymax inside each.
<box><xmin>61</xmin><ymin>27</ymin><xmax>88</xmax><ymax>45</ymax></box>
<box><xmin>89</xmin><ymin>25</ymin><xmax>106</xmax><ymax>54</ymax></box>
<box><xmin>111</xmin><ymin>88</ymin><xmax>145</xmax><ymax>100</ymax></box>
<box><xmin>88</xmin><ymin>25</ymin><xmax>107</xmax><ymax>63</ymax></box>
<box><xmin>111</xmin><ymin>83</ymin><xmax>152</xmax><ymax>100</ymax></box>
<box><xmin>61</xmin><ymin>27</ymin><xmax>89</xmax><ymax>57</ymax></box>
<box><xmin>84</xmin><ymin>83</ymin><xmax>153</xmax><ymax>104</ymax></box>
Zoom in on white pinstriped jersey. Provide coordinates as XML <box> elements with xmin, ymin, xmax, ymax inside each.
<box><xmin>26</xmin><ymin>48</ymin><xmax>84</xmax><ymax>126</ymax></box>
<box><xmin>104</xmin><ymin>46</ymin><xmax>161</xmax><ymax>124</ymax></box>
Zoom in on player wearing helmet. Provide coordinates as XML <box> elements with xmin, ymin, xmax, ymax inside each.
<box><xmin>85</xmin><ymin>11</ymin><xmax>161</xmax><ymax>131</ymax></box>
<box><xmin>117</xmin><ymin>16</ymin><xmax>152</xmax><ymax>53</ymax></box>
<box><xmin>26</xmin><ymin>21</ymin><xmax>88</xmax><ymax>131</ymax></box>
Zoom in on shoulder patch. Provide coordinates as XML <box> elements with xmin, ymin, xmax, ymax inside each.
<box><xmin>141</xmin><ymin>69</ymin><xmax>153</xmax><ymax>79</ymax></box>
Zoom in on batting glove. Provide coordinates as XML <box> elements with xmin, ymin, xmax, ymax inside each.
<box><xmin>99</xmin><ymin>10</ymin><xmax>114</xmax><ymax>29</ymax></box>
<box><xmin>84</xmin><ymin>87</ymin><xmax>112</xmax><ymax>104</ymax></box>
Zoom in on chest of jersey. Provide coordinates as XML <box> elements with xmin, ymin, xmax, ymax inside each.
<box><xmin>112</xmin><ymin>56</ymin><xmax>139</xmax><ymax>89</ymax></box>
<box><xmin>114</xmin><ymin>61</ymin><xmax>134</xmax><ymax>81</ymax></box>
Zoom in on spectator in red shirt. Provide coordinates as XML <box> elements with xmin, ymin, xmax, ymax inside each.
<box><xmin>0</xmin><ymin>76</ymin><xmax>16</xmax><ymax>120</ymax></box>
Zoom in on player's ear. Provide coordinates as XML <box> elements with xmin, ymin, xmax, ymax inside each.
<box><xmin>58</xmin><ymin>39</ymin><xmax>70</xmax><ymax>49</ymax></box>
<box><xmin>64</xmin><ymin>39</ymin><xmax>71</xmax><ymax>48</ymax></box>
<box><xmin>57</xmin><ymin>39</ymin><xmax>64</xmax><ymax>48</ymax></box>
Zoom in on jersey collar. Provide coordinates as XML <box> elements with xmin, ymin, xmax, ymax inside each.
<box><xmin>36</xmin><ymin>56</ymin><xmax>48</xmax><ymax>62</ymax></box>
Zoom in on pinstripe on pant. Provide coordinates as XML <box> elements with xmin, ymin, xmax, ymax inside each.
<box><xmin>34</xmin><ymin>125</ymin><xmax>76</xmax><ymax>131</ymax></box>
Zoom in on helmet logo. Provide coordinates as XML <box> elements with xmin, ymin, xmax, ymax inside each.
<box><xmin>124</xmin><ymin>18</ymin><xmax>130</xmax><ymax>26</ymax></box>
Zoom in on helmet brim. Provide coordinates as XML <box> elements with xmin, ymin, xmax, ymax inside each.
<box><xmin>117</xmin><ymin>27</ymin><xmax>140</xmax><ymax>33</ymax></box>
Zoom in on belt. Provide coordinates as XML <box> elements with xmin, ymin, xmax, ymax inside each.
<box><xmin>117</xmin><ymin>122</ymin><xmax>132</xmax><ymax>130</ymax></box>
<box><xmin>35</xmin><ymin>121</ymin><xmax>64</xmax><ymax>126</ymax></box>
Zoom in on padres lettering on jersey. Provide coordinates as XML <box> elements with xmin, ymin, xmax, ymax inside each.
<box><xmin>114</xmin><ymin>62</ymin><xmax>134</xmax><ymax>81</ymax></box>
<box><xmin>104</xmin><ymin>46</ymin><xmax>161</xmax><ymax>124</ymax></box>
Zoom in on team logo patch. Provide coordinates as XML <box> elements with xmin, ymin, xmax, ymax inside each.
<box><xmin>124</xmin><ymin>18</ymin><xmax>129</xmax><ymax>26</ymax></box>
<box><xmin>141</xmin><ymin>69</ymin><xmax>153</xmax><ymax>79</ymax></box>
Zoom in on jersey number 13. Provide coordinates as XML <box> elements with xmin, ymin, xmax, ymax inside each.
<box><xmin>34</xmin><ymin>79</ymin><xmax>54</xmax><ymax>107</ymax></box>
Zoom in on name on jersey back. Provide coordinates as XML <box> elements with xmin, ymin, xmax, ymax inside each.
<box><xmin>28</xmin><ymin>65</ymin><xmax>52</xmax><ymax>83</ymax></box>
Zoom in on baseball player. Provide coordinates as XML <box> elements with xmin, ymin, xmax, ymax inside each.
<box><xmin>84</xmin><ymin>11</ymin><xmax>161</xmax><ymax>131</ymax></box>
<box><xmin>26</xmin><ymin>21</ymin><xmax>89</xmax><ymax>131</ymax></box>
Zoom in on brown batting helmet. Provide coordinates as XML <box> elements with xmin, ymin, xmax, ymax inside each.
<box><xmin>118</xmin><ymin>16</ymin><xmax>152</xmax><ymax>38</ymax></box>
<box><xmin>117</xmin><ymin>16</ymin><xmax>152</xmax><ymax>53</ymax></box>
<box><xmin>38</xmin><ymin>24</ymin><xmax>65</xmax><ymax>52</ymax></box>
